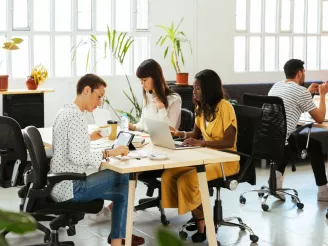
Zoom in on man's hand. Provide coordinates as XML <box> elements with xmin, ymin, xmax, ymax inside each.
<box><xmin>308</xmin><ymin>83</ymin><xmax>320</xmax><ymax>94</ymax></box>
<box><xmin>182</xmin><ymin>138</ymin><xmax>204</xmax><ymax>147</ymax></box>
<box><xmin>319</xmin><ymin>82</ymin><xmax>328</xmax><ymax>95</ymax></box>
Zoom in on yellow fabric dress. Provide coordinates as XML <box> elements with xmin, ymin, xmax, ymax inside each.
<box><xmin>161</xmin><ymin>99</ymin><xmax>240</xmax><ymax>215</ymax></box>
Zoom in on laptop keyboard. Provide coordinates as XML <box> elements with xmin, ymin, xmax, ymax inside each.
<box><xmin>174</xmin><ymin>141</ymin><xmax>184</xmax><ymax>148</ymax></box>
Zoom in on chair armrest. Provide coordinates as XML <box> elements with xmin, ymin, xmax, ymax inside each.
<box><xmin>0</xmin><ymin>148</ymin><xmax>14</xmax><ymax>156</ymax></box>
<box><xmin>220</xmin><ymin>149</ymin><xmax>252</xmax><ymax>159</ymax></box>
<box><xmin>27</xmin><ymin>172</ymin><xmax>86</xmax><ymax>199</ymax></box>
<box><xmin>47</xmin><ymin>172</ymin><xmax>86</xmax><ymax>185</ymax></box>
<box><xmin>220</xmin><ymin>149</ymin><xmax>255</xmax><ymax>186</ymax></box>
<box><xmin>292</xmin><ymin>123</ymin><xmax>313</xmax><ymax>136</ymax></box>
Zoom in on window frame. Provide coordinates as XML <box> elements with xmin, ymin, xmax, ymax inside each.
<box><xmin>0</xmin><ymin>0</ymin><xmax>150</xmax><ymax>78</ymax></box>
<box><xmin>235</xmin><ymin>0</ymin><xmax>327</xmax><ymax>73</ymax></box>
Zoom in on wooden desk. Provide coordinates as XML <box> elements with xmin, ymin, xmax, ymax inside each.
<box><xmin>39</xmin><ymin>128</ymin><xmax>239</xmax><ymax>246</ymax></box>
<box><xmin>1</xmin><ymin>88</ymin><xmax>55</xmax><ymax>128</ymax></box>
<box><xmin>0</xmin><ymin>88</ymin><xmax>55</xmax><ymax>95</ymax></box>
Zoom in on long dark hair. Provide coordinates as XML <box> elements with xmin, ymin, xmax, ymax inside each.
<box><xmin>194</xmin><ymin>69</ymin><xmax>224</xmax><ymax>122</ymax></box>
<box><xmin>136</xmin><ymin>59</ymin><xmax>176</xmax><ymax>108</ymax></box>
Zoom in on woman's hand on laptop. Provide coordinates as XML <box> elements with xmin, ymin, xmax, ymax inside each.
<box><xmin>169</xmin><ymin>126</ymin><xmax>180</xmax><ymax>137</ymax></box>
<box><xmin>182</xmin><ymin>138</ymin><xmax>204</xmax><ymax>147</ymax></box>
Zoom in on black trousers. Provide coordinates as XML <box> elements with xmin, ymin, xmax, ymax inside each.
<box><xmin>278</xmin><ymin>136</ymin><xmax>327</xmax><ymax>186</ymax></box>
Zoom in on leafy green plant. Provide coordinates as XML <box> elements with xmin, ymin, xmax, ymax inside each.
<box><xmin>0</xmin><ymin>209</ymin><xmax>36</xmax><ymax>246</ymax></box>
<box><xmin>156</xmin><ymin>228</ymin><xmax>184</xmax><ymax>246</ymax></box>
<box><xmin>71</xmin><ymin>26</ymin><xmax>142</xmax><ymax>123</ymax></box>
<box><xmin>156</xmin><ymin>18</ymin><xmax>192</xmax><ymax>74</ymax></box>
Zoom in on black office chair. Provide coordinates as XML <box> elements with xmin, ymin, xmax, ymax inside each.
<box><xmin>326</xmin><ymin>209</ymin><xmax>328</xmax><ymax>219</ymax></box>
<box><xmin>0</xmin><ymin>116</ymin><xmax>28</xmax><ymax>188</ymax></box>
<box><xmin>179</xmin><ymin>108</ymin><xmax>194</xmax><ymax>131</ymax></box>
<box><xmin>10</xmin><ymin>126</ymin><xmax>104</xmax><ymax>246</ymax></box>
<box><xmin>240</xmin><ymin>93</ymin><xmax>309</xmax><ymax>211</ymax></box>
<box><xmin>135</xmin><ymin>108</ymin><xmax>194</xmax><ymax>226</ymax></box>
<box><xmin>178</xmin><ymin>104</ymin><xmax>261</xmax><ymax>243</ymax></box>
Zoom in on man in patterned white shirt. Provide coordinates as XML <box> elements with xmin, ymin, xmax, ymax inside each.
<box><xmin>49</xmin><ymin>74</ymin><xmax>144</xmax><ymax>246</ymax></box>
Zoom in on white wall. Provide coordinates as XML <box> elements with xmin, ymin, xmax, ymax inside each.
<box><xmin>2</xmin><ymin>0</ymin><xmax>328</xmax><ymax>127</ymax></box>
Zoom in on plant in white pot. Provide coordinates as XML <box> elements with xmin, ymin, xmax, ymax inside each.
<box><xmin>0</xmin><ymin>38</ymin><xmax>24</xmax><ymax>91</ymax></box>
<box><xmin>156</xmin><ymin>18</ymin><xmax>192</xmax><ymax>85</ymax></box>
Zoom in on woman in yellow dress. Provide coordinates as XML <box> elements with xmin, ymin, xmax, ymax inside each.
<box><xmin>162</xmin><ymin>69</ymin><xmax>240</xmax><ymax>243</ymax></box>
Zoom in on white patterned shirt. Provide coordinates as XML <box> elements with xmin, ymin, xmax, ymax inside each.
<box><xmin>134</xmin><ymin>93</ymin><xmax>182</xmax><ymax>132</ymax></box>
<box><xmin>49</xmin><ymin>103</ymin><xmax>102</xmax><ymax>202</ymax></box>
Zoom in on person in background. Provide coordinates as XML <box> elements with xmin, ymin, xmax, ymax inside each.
<box><xmin>49</xmin><ymin>74</ymin><xmax>144</xmax><ymax>246</ymax></box>
<box><xmin>268</xmin><ymin>59</ymin><xmax>328</xmax><ymax>202</ymax></box>
<box><xmin>162</xmin><ymin>69</ymin><xmax>240</xmax><ymax>243</ymax></box>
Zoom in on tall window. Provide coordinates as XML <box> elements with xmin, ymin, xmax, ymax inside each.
<box><xmin>0</xmin><ymin>0</ymin><xmax>150</xmax><ymax>78</ymax></box>
<box><xmin>234</xmin><ymin>0</ymin><xmax>328</xmax><ymax>72</ymax></box>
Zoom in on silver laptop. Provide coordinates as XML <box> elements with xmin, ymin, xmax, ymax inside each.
<box><xmin>145</xmin><ymin>118</ymin><xmax>200</xmax><ymax>150</ymax></box>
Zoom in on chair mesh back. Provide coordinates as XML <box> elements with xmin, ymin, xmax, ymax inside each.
<box><xmin>179</xmin><ymin>108</ymin><xmax>194</xmax><ymax>131</ymax></box>
<box><xmin>243</xmin><ymin>93</ymin><xmax>287</xmax><ymax>161</ymax></box>
<box><xmin>0</xmin><ymin>116</ymin><xmax>27</xmax><ymax>161</ymax></box>
<box><xmin>22</xmin><ymin>126</ymin><xmax>49</xmax><ymax>188</ymax></box>
<box><xmin>0</xmin><ymin>116</ymin><xmax>27</xmax><ymax>186</ymax></box>
<box><xmin>233</xmin><ymin>104</ymin><xmax>262</xmax><ymax>185</ymax></box>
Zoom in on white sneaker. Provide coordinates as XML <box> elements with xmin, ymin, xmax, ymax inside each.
<box><xmin>87</xmin><ymin>207</ymin><xmax>112</xmax><ymax>224</ymax></box>
<box><xmin>317</xmin><ymin>186</ymin><xmax>328</xmax><ymax>202</ymax></box>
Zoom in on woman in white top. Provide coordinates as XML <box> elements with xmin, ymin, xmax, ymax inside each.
<box><xmin>129</xmin><ymin>59</ymin><xmax>182</xmax><ymax>132</ymax></box>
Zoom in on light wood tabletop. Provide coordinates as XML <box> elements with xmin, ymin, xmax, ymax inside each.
<box><xmin>39</xmin><ymin>127</ymin><xmax>239</xmax><ymax>246</ymax></box>
<box><xmin>0</xmin><ymin>88</ymin><xmax>55</xmax><ymax>95</ymax></box>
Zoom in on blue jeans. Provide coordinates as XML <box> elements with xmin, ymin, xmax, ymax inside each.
<box><xmin>72</xmin><ymin>169</ymin><xmax>129</xmax><ymax>239</ymax></box>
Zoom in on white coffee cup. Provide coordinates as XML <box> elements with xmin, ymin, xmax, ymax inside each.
<box><xmin>99</xmin><ymin>125</ymin><xmax>112</xmax><ymax>137</ymax></box>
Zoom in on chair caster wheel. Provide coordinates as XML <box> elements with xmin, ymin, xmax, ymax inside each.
<box><xmin>250</xmin><ymin>235</ymin><xmax>259</xmax><ymax>243</ymax></box>
<box><xmin>161</xmin><ymin>215</ymin><xmax>170</xmax><ymax>226</ymax></box>
<box><xmin>239</xmin><ymin>226</ymin><xmax>246</xmax><ymax>231</ymax></box>
<box><xmin>297</xmin><ymin>203</ymin><xmax>304</xmax><ymax>209</ymax></box>
<box><xmin>239</xmin><ymin>196</ymin><xmax>246</xmax><ymax>204</ymax></box>
<box><xmin>179</xmin><ymin>231</ymin><xmax>188</xmax><ymax>240</ymax></box>
<box><xmin>44</xmin><ymin>233</ymin><xmax>50</xmax><ymax>243</ymax></box>
<box><xmin>258</xmin><ymin>193</ymin><xmax>264</xmax><ymax>198</ymax></box>
<box><xmin>261</xmin><ymin>204</ymin><xmax>269</xmax><ymax>211</ymax></box>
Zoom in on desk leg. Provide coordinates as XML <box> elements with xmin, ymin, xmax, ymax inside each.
<box><xmin>196</xmin><ymin>165</ymin><xmax>217</xmax><ymax>246</ymax></box>
<box><xmin>125</xmin><ymin>173</ymin><xmax>137</xmax><ymax>246</ymax></box>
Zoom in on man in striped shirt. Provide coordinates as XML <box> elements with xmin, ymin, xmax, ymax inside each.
<box><xmin>268</xmin><ymin>59</ymin><xmax>328</xmax><ymax>201</ymax></box>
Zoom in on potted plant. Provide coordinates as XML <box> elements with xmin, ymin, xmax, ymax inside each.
<box><xmin>0</xmin><ymin>38</ymin><xmax>24</xmax><ymax>91</ymax></box>
<box><xmin>156</xmin><ymin>18</ymin><xmax>192</xmax><ymax>85</ymax></box>
<box><xmin>0</xmin><ymin>209</ymin><xmax>36</xmax><ymax>246</ymax></box>
<box><xmin>72</xmin><ymin>26</ymin><xmax>142</xmax><ymax>123</ymax></box>
<box><xmin>26</xmin><ymin>64</ymin><xmax>48</xmax><ymax>90</ymax></box>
